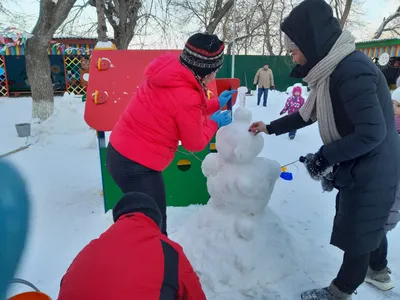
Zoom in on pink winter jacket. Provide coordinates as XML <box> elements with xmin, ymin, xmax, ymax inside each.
<box><xmin>280</xmin><ymin>86</ymin><xmax>305</xmax><ymax>115</ymax></box>
<box><xmin>110</xmin><ymin>53</ymin><xmax>220</xmax><ymax>171</ymax></box>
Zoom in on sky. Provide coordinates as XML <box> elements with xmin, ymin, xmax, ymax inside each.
<box><xmin>0</xmin><ymin>0</ymin><xmax>399</xmax><ymax>48</ymax></box>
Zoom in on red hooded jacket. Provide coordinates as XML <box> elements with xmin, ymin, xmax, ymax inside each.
<box><xmin>109</xmin><ymin>53</ymin><xmax>220</xmax><ymax>171</ymax></box>
<box><xmin>58</xmin><ymin>213</ymin><xmax>206</xmax><ymax>300</ymax></box>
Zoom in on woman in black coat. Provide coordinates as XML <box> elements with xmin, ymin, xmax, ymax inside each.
<box><xmin>250</xmin><ymin>0</ymin><xmax>400</xmax><ymax>299</ymax></box>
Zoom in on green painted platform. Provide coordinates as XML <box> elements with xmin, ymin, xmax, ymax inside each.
<box><xmin>99</xmin><ymin>140</ymin><xmax>213</xmax><ymax>212</ymax></box>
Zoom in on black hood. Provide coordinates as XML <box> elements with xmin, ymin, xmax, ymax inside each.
<box><xmin>281</xmin><ymin>0</ymin><xmax>342</xmax><ymax>78</ymax></box>
<box><xmin>112</xmin><ymin>192</ymin><xmax>162</xmax><ymax>228</ymax></box>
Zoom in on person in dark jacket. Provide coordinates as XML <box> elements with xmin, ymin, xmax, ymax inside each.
<box><xmin>58</xmin><ymin>192</ymin><xmax>206</xmax><ymax>300</ymax></box>
<box><xmin>249</xmin><ymin>0</ymin><xmax>400</xmax><ymax>299</ymax></box>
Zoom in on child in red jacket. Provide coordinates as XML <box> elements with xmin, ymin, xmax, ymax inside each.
<box><xmin>58</xmin><ymin>192</ymin><xmax>206</xmax><ymax>300</ymax></box>
<box><xmin>107</xmin><ymin>32</ymin><xmax>236</xmax><ymax>236</ymax></box>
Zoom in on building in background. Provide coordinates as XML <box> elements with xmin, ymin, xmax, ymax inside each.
<box><xmin>356</xmin><ymin>38</ymin><xmax>400</xmax><ymax>90</ymax></box>
<box><xmin>0</xmin><ymin>30</ymin><xmax>96</xmax><ymax>97</ymax></box>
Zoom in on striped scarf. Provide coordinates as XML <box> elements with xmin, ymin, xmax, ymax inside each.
<box><xmin>299</xmin><ymin>30</ymin><xmax>356</xmax><ymax>145</ymax></box>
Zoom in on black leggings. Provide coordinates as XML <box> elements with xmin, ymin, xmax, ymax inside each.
<box><xmin>106</xmin><ymin>143</ymin><xmax>167</xmax><ymax>235</ymax></box>
<box><xmin>334</xmin><ymin>235</ymin><xmax>388</xmax><ymax>294</ymax></box>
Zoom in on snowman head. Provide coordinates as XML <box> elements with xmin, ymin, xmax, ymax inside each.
<box><xmin>216</xmin><ymin>107</ymin><xmax>264</xmax><ymax>163</ymax></box>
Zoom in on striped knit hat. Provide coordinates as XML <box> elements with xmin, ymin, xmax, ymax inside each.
<box><xmin>180</xmin><ymin>32</ymin><xmax>225</xmax><ymax>78</ymax></box>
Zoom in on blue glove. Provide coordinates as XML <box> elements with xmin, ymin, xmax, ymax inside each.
<box><xmin>0</xmin><ymin>161</ymin><xmax>30</xmax><ymax>299</ymax></box>
<box><xmin>218</xmin><ymin>90</ymin><xmax>237</xmax><ymax>108</ymax></box>
<box><xmin>211</xmin><ymin>110</ymin><xmax>232</xmax><ymax>128</ymax></box>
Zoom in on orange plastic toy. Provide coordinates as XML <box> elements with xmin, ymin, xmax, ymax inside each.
<box><xmin>8</xmin><ymin>292</ymin><xmax>51</xmax><ymax>300</ymax></box>
<box><xmin>8</xmin><ymin>279</ymin><xmax>51</xmax><ymax>300</ymax></box>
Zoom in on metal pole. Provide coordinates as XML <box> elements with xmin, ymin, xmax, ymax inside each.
<box><xmin>231</xmin><ymin>0</ymin><xmax>236</xmax><ymax>78</ymax></box>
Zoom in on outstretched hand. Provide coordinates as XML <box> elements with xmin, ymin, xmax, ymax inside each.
<box><xmin>248</xmin><ymin>121</ymin><xmax>268</xmax><ymax>135</ymax></box>
<box><xmin>211</xmin><ymin>110</ymin><xmax>232</xmax><ymax>128</ymax></box>
<box><xmin>218</xmin><ymin>90</ymin><xmax>237</xmax><ymax>108</ymax></box>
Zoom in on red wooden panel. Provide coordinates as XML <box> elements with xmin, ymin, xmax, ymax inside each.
<box><xmin>215</xmin><ymin>78</ymin><xmax>241</xmax><ymax>108</ymax></box>
<box><xmin>84</xmin><ymin>50</ymin><xmax>181</xmax><ymax>131</ymax></box>
<box><xmin>84</xmin><ymin>50</ymin><xmax>238</xmax><ymax>131</ymax></box>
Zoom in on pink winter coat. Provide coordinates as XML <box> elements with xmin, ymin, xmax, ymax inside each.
<box><xmin>280</xmin><ymin>86</ymin><xmax>305</xmax><ymax>115</ymax></box>
<box><xmin>110</xmin><ymin>53</ymin><xmax>220</xmax><ymax>171</ymax></box>
<box><xmin>396</xmin><ymin>115</ymin><xmax>400</xmax><ymax>133</ymax></box>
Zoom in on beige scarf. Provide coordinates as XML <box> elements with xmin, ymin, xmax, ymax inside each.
<box><xmin>299</xmin><ymin>30</ymin><xmax>356</xmax><ymax>145</ymax></box>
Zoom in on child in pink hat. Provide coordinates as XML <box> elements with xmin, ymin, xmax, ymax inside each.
<box><xmin>280</xmin><ymin>86</ymin><xmax>305</xmax><ymax>139</ymax></box>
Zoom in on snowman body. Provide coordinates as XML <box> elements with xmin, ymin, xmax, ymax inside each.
<box><xmin>202</xmin><ymin>105</ymin><xmax>281</xmax><ymax>218</ymax></box>
<box><xmin>172</xmin><ymin>89</ymin><xmax>289</xmax><ymax>298</ymax></box>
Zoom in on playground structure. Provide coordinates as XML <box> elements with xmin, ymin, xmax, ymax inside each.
<box><xmin>0</xmin><ymin>36</ymin><xmax>96</xmax><ymax>96</ymax></box>
<box><xmin>356</xmin><ymin>38</ymin><xmax>400</xmax><ymax>89</ymax></box>
<box><xmin>84</xmin><ymin>49</ymin><xmax>240</xmax><ymax>211</ymax></box>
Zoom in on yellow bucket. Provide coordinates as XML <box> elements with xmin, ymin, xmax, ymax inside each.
<box><xmin>8</xmin><ymin>278</ymin><xmax>51</xmax><ymax>300</ymax></box>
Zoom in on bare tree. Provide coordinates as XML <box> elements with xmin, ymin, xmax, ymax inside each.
<box><xmin>0</xmin><ymin>0</ymin><xmax>33</xmax><ymax>31</ymax></box>
<box><xmin>206</xmin><ymin>0</ymin><xmax>234</xmax><ymax>33</ymax></box>
<box><xmin>25</xmin><ymin>0</ymin><xmax>77</xmax><ymax>121</ymax></box>
<box><xmin>259</xmin><ymin>0</ymin><xmax>277</xmax><ymax>55</ymax></box>
<box><xmin>58</xmin><ymin>1</ymin><xmax>97</xmax><ymax>36</ymax></box>
<box><xmin>222</xmin><ymin>0</ymin><xmax>274</xmax><ymax>55</ymax></box>
<box><xmin>374</xmin><ymin>5</ymin><xmax>400</xmax><ymax>39</ymax></box>
<box><xmin>328</xmin><ymin>0</ymin><xmax>365</xmax><ymax>30</ymax></box>
<box><xmin>105</xmin><ymin>0</ymin><xmax>141</xmax><ymax>49</ymax></box>
<box><xmin>329</xmin><ymin>0</ymin><xmax>353</xmax><ymax>29</ymax></box>
<box><xmin>171</xmin><ymin>0</ymin><xmax>234</xmax><ymax>34</ymax></box>
<box><xmin>95</xmin><ymin>0</ymin><xmax>108</xmax><ymax>41</ymax></box>
<box><xmin>88</xmin><ymin>0</ymin><xmax>142</xmax><ymax>49</ymax></box>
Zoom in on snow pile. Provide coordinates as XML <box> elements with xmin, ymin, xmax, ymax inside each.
<box><xmin>172</xmin><ymin>89</ymin><xmax>300</xmax><ymax>299</ymax></box>
<box><xmin>95</xmin><ymin>41</ymin><xmax>115</xmax><ymax>49</ymax></box>
<box><xmin>2</xmin><ymin>87</ymin><xmax>399</xmax><ymax>299</ymax></box>
<box><xmin>30</xmin><ymin>93</ymin><xmax>96</xmax><ymax>149</ymax></box>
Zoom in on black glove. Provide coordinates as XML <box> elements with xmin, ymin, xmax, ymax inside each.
<box><xmin>299</xmin><ymin>150</ymin><xmax>330</xmax><ymax>181</ymax></box>
<box><xmin>321</xmin><ymin>172</ymin><xmax>334</xmax><ymax>192</ymax></box>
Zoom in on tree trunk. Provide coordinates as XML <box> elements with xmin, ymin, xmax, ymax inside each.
<box><xmin>99</xmin><ymin>0</ymin><xmax>142</xmax><ymax>50</ymax></box>
<box><xmin>339</xmin><ymin>0</ymin><xmax>352</xmax><ymax>29</ymax></box>
<box><xmin>206</xmin><ymin>0</ymin><xmax>234</xmax><ymax>34</ymax></box>
<box><xmin>25</xmin><ymin>0</ymin><xmax>77</xmax><ymax>121</ymax></box>
<box><xmin>96</xmin><ymin>0</ymin><xmax>108</xmax><ymax>41</ymax></box>
<box><xmin>26</xmin><ymin>36</ymin><xmax>54</xmax><ymax>121</ymax></box>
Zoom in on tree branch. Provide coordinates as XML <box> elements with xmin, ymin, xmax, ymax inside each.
<box><xmin>374</xmin><ymin>5</ymin><xmax>400</xmax><ymax>39</ymax></box>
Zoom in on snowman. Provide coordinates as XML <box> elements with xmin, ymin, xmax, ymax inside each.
<box><xmin>202</xmin><ymin>86</ymin><xmax>281</xmax><ymax>224</ymax></box>
<box><xmin>171</xmin><ymin>88</ymin><xmax>293</xmax><ymax>298</ymax></box>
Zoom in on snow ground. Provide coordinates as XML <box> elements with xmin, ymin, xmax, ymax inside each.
<box><xmin>1</xmin><ymin>91</ymin><xmax>399</xmax><ymax>299</ymax></box>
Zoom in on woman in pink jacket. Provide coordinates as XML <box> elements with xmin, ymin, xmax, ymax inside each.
<box><xmin>107</xmin><ymin>32</ymin><xmax>236</xmax><ymax>235</ymax></box>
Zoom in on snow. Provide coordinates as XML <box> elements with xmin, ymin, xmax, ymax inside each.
<box><xmin>113</xmin><ymin>16</ymin><xmax>120</xmax><ymax>26</ymax></box>
<box><xmin>1</xmin><ymin>91</ymin><xmax>400</xmax><ymax>299</ymax></box>
<box><xmin>52</xmin><ymin>0</ymin><xmax>58</xmax><ymax>4</ymax></box>
<box><xmin>173</xmin><ymin>89</ymin><xmax>283</xmax><ymax>298</ymax></box>
<box><xmin>95</xmin><ymin>41</ymin><xmax>114</xmax><ymax>49</ymax></box>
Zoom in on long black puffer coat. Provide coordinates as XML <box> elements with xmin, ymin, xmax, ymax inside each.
<box><xmin>267</xmin><ymin>0</ymin><xmax>400</xmax><ymax>255</ymax></box>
